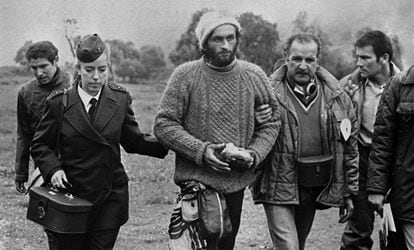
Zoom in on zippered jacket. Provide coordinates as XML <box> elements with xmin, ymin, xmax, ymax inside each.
<box><xmin>368</xmin><ymin>65</ymin><xmax>414</xmax><ymax>222</ymax></box>
<box><xmin>339</xmin><ymin>63</ymin><xmax>400</xmax><ymax>131</ymax></box>
<box><xmin>252</xmin><ymin>65</ymin><xmax>359</xmax><ymax>207</ymax></box>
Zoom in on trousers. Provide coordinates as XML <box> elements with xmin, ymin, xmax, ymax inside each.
<box><xmin>263</xmin><ymin>186</ymin><xmax>324</xmax><ymax>250</ymax></box>
<box><xmin>341</xmin><ymin>143</ymin><xmax>375</xmax><ymax>250</ymax></box>
<box><xmin>45</xmin><ymin>227</ymin><xmax>120</xmax><ymax>250</ymax></box>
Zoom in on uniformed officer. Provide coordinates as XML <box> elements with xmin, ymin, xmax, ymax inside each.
<box><xmin>31</xmin><ymin>34</ymin><xmax>168</xmax><ymax>250</ymax></box>
<box><xmin>15</xmin><ymin>41</ymin><xmax>71</xmax><ymax>194</ymax></box>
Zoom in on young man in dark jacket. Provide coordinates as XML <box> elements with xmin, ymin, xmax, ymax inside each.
<box><xmin>368</xmin><ymin>65</ymin><xmax>414</xmax><ymax>249</ymax></box>
<box><xmin>14</xmin><ymin>41</ymin><xmax>71</xmax><ymax>194</ymax></box>
<box><xmin>31</xmin><ymin>34</ymin><xmax>167</xmax><ymax>250</ymax></box>
<box><xmin>254</xmin><ymin>33</ymin><xmax>359</xmax><ymax>250</ymax></box>
<box><xmin>340</xmin><ymin>30</ymin><xmax>400</xmax><ymax>250</ymax></box>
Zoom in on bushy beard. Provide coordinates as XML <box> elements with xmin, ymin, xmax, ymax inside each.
<box><xmin>204</xmin><ymin>47</ymin><xmax>237</xmax><ymax>67</ymax></box>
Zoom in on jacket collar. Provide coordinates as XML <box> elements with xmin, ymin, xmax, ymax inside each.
<box><xmin>404</xmin><ymin>65</ymin><xmax>414</xmax><ymax>85</ymax></box>
<box><xmin>34</xmin><ymin>67</ymin><xmax>69</xmax><ymax>92</ymax></box>
<box><xmin>64</xmin><ymin>82</ymin><xmax>118</xmax><ymax>145</ymax></box>
<box><xmin>349</xmin><ymin>62</ymin><xmax>401</xmax><ymax>87</ymax></box>
<box><xmin>271</xmin><ymin>65</ymin><xmax>342</xmax><ymax>106</ymax></box>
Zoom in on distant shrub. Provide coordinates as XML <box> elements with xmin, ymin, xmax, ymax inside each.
<box><xmin>153</xmin><ymin>67</ymin><xmax>174</xmax><ymax>81</ymax></box>
<box><xmin>0</xmin><ymin>75</ymin><xmax>32</xmax><ymax>86</ymax></box>
<box><xmin>0</xmin><ymin>80</ymin><xmax>9</xmax><ymax>85</ymax></box>
<box><xmin>0</xmin><ymin>65</ymin><xmax>30</xmax><ymax>77</ymax></box>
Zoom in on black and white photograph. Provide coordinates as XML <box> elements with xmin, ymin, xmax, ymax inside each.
<box><xmin>1</xmin><ymin>0</ymin><xmax>414</xmax><ymax>249</ymax></box>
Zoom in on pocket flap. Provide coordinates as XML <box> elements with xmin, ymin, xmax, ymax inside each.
<box><xmin>296</xmin><ymin>155</ymin><xmax>333</xmax><ymax>167</ymax></box>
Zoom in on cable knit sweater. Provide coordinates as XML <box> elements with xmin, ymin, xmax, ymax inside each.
<box><xmin>154</xmin><ymin>59</ymin><xmax>280</xmax><ymax>193</ymax></box>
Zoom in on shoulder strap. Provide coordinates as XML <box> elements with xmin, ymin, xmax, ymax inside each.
<box><xmin>56</xmin><ymin>89</ymin><xmax>68</xmax><ymax>159</ymax></box>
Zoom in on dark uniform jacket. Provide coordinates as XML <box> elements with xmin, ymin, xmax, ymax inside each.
<box><xmin>252</xmin><ymin>65</ymin><xmax>359</xmax><ymax>207</ymax></box>
<box><xmin>368</xmin><ymin>65</ymin><xmax>414</xmax><ymax>223</ymax></box>
<box><xmin>15</xmin><ymin>68</ymin><xmax>71</xmax><ymax>182</ymax></box>
<box><xmin>31</xmin><ymin>80</ymin><xmax>167</xmax><ymax>230</ymax></box>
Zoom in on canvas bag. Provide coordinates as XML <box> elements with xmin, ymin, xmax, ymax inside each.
<box><xmin>197</xmin><ymin>188</ymin><xmax>232</xmax><ymax>240</ymax></box>
<box><xmin>181</xmin><ymin>193</ymin><xmax>199</xmax><ymax>222</ymax></box>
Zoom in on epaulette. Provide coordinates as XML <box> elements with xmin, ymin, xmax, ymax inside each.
<box><xmin>108</xmin><ymin>83</ymin><xmax>127</xmax><ymax>93</ymax></box>
<box><xmin>46</xmin><ymin>89</ymin><xmax>65</xmax><ymax>101</ymax></box>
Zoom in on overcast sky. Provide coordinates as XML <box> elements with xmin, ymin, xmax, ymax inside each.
<box><xmin>1</xmin><ymin>0</ymin><xmax>414</xmax><ymax>67</ymax></box>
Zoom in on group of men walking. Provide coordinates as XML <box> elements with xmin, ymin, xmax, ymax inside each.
<box><xmin>14</xmin><ymin>10</ymin><xmax>414</xmax><ymax>250</ymax></box>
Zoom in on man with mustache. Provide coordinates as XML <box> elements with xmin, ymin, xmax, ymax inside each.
<box><xmin>340</xmin><ymin>30</ymin><xmax>400</xmax><ymax>250</ymax></box>
<box><xmin>14</xmin><ymin>41</ymin><xmax>71</xmax><ymax>194</ymax></box>
<box><xmin>154</xmin><ymin>11</ymin><xmax>280</xmax><ymax>249</ymax></box>
<box><xmin>253</xmin><ymin>33</ymin><xmax>359</xmax><ymax>250</ymax></box>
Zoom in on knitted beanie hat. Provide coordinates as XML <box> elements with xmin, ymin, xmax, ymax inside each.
<box><xmin>195</xmin><ymin>11</ymin><xmax>241</xmax><ymax>49</ymax></box>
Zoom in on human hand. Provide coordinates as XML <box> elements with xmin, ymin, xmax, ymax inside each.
<box><xmin>343</xmin><ymin>79</ymin><xmax>359</xmax><ymax>98</ymax></box>
<box><xmin>220</xmin><ymin>143</ymin><xmax>254</xmax><ymax>169</ymax></box>
<box><xmin>255</xmin><ymin>104</ymin><xmax>272</xmax><ymax>125</ymax></box>
<box><xmin>15</xmin><ymin>181</ymin><xmax>26</xmax><ymax>194</ymax></box>
<box><xmin>51</xmin><ymin>170</ymin><xmax>71</xmax><ymax>189</ymax></box>
<box><xmin>368</xmin><ymin>194</ymin><xmax>385</xmax><ymax>218</ymax></box>
<box><xmin>238</xmin><ymin>148</ymin><xmax>255</xmax><ymax>168</ymax></box>
<box><xmin>203</xmin><ymin>144</ymin><xmax>230</xmax><ymax>172</ymax></box>
<box><xmin>339</xmin><ymin>197</ymin><xmax>354</xmax><ymax>223</ymax></box>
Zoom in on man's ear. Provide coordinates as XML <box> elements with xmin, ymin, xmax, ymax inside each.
<box><xmin>380</xmin><ymin>53</ymin><xmax>390</xmax><ymax>64</ymax></box>
<box><xmin>75</xmin><ymin>63</ymin><xmax>81</xmax><ymax>77</ymax></box>
<box><xmin>53</xmin><ymin>56</ymin><xmax>59</xmax><ymax>65</ymax></box>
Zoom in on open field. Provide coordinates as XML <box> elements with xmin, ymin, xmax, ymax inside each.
<box><xmin>0</xmin><ymin>80</ymin><xmax>380</xmax><ymax>249</ymax></box>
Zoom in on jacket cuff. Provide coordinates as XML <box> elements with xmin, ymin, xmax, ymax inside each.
<box><xmin>15</xmin><ymin>174</ymin><xmax>28</xmax><ymax>182</ymax></box>
<box><xmin>45</xmin><ymin>167</ymin><xmax>63</xmax><ymax>183</ymax></box>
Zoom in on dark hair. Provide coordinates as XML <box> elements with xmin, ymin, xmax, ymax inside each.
<box><xmin>284</xmin><ymin>32</ymin><xmax>321</xmax><ymax>57</ymax></box>
<box><xmin>355</xmin><ymin>30</ymin><xmax>393</xmax><ymax>62</ymax></box>
<box><xmin>26</xmin><ymin>41</ymin><xmax>58</xmax><ymax>63</ymax></box>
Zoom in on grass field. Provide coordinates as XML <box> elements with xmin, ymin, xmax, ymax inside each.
<box><xmin>0</xmin><ymin>80</ymin><xmax>381</xmax><ymax>249</ymax></box>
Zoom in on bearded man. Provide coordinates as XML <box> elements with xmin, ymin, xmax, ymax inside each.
<box><xmin>154</xmin><ymin>11</ymin><xmax>281</xmax><ymax>250</ymax></box>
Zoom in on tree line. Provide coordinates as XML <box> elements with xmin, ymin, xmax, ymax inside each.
<box><xmin>13</xmin><ymin>10</ymin><xmax>404</xmax><ymax>82</ymax></box>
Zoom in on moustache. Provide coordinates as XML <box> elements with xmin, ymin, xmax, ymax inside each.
<box><xmin>37</xmin><ymin>76</ymin><xmax>48</xmax><ymax>81</ymax></box>
<box><xmin>295</xmin><ymin>70</ymin><xmax>309</xmax><ymax>74</ymax></box>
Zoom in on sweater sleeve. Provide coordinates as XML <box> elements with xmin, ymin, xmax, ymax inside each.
<box><xmin>154</xmin><ymin>65</ymin><xmax>209</xmax><ymax>166</ymax></box>
<box><xmin>245</xmin><ymin>66</ymin><xmax>281</xmax><ymax>169</ymax></box>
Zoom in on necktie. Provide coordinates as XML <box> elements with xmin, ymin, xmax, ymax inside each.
<box><xmin>88</xmin><ymin>98</ymin><xmax>97</xmax><ymax>119</ymax></box>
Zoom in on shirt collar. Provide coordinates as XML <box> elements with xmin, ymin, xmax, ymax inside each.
<box><xmin>77</xmin><ymin>84</ymin><xmax>102</xmax><ymax>108</ymax></box>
